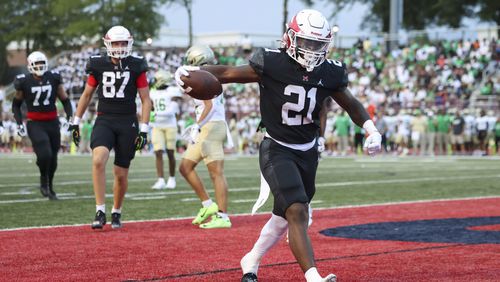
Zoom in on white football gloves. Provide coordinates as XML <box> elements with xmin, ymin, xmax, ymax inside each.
<box><xmin>17</xmin><ymin>124</ymin><xmax>27</xmax><ymax>137</ymax></box>
<box><xmin>174</xmin><ymin>66</ymin><xmax>200</xmax><ymax>93</ymax></box>
<box><xmin>317</xmin><ymin>136</ymin><xmax>326</xmax><ymax>153</ymax></box>
<box><xmin>362</xmin><ymin>120</ymin><xmax>382</xmax><ymax>156</ymax></box>
<box><xmin>181</xmin><ymin>124</ymin><xmax>200</xmax><ymax>144</ymax></box>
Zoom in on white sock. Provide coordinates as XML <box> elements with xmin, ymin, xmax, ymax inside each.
<box><xmin>305</xmin><ymin>267</ymin><xmax>322</xmax><ymax>282</ymax></box>
<box><xmin>217</xmin><ymin>212</ymin><xmax>229</xmax><ymax>220</ymax></box>
<box><xmin>112</xmin><ymin>208</ymin><xmax>121</xmax><ymax>214</ymax></box>
<box><xmin>168</xmin><ymin>176</ymin><xmax>175</xmax><ymax>181</ymax></box>
<box><xmin>96</xmin><ymin>204</ymin><xmax>105</xmax><ymax>213</ymax></box>
<box><xmin>202</xmin><ymin>199</ymin><xmax>213</xmax><ymax>208</ymax></box>
<box><xmin>240</xmin><ymin>214</ymin><xmax>288</xmax><ymax>274</ymax></box>
<box><xmin>158</xmin><ymin>177</ymin><xmax>165</xmax><ymax>182</ymax></box>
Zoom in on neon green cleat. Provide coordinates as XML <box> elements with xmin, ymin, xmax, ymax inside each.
<box><xmin>192</xmin><ymin>203</ymin><xmax>219</xmax><ymax>225</ymax></box>
<box><xmin>200</xmin><ymin>215</ymin><xmax>232</xmax><ymax>229</ymax></box>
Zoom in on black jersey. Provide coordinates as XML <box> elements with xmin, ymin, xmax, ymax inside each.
<box><xmin>249</xmin><ymin>47</ymin><xmax>348</xmax><ymax>144</ymax></box>
<box><xmin>85</xmin><ymin>54</ymin><xmax>148</xmax><ymax>115</ymax></box>
<box><xmin>13</xmin><ymin>71</ymin><xmax>62</xmax><ymax>121</ymax></box>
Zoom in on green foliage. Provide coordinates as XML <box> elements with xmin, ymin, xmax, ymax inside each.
<box><xmin>326</xmin><ymin>0</ymin><xmax>498</xmax><ymax>32</ymax></box>
<box><xmin>0</xmin><ymin>0</ymin><xmax>168</xmax><ymax>68</ymax></box>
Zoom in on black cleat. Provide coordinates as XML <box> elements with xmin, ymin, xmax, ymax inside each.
<box><xmin>111</xmin><ymin>213</ymin><xmax>122</xmax><ymax>229</ymax></box>
<box><xmin>40</xmin><ymin>186</ymin><xmax>49</xmax><ymax>197</ymax></box>
<box><xmin>91</xmin><ymin>211</ymin><xmax>106</xmax><ymax>229</ymax></box>
<box><xmin>48</xmin><ymin>190</ymin><xmax>58</xmax><ymax>200</ymax></box>
<box><xmin>241</xmin><ymin>273</ymin><xmax>258</xmax><ymax>282</ymax></box>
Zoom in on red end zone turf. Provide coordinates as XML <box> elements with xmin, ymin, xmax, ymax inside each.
<box><xmin>1</xmin><ymin>198</ymin><xmax>499</xmax><ymax>281</ymax></box>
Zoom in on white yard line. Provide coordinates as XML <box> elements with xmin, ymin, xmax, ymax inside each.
<box><xmin>1</xmin><ymin>174</ymin><xmax>499</xmax><ymax>204</ymax></box>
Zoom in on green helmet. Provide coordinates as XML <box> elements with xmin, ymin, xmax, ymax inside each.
<box><xmin>185</xmin><ymin>45</ymin><xmax>215</xmax><ymax>66</ymax></box>
<box><xmin>154</xmin><ymin>70</ymin><xmax>173</xmax><ymax>88</ymax></box>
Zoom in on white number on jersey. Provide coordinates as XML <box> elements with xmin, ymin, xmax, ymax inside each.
<box><xmin>102</xmin><ymin>71</ymin><xmax>130</xmax><ymax>98</ymax></box>
<box><xmin>281</xmin><ymin>85</ymin><xmax>317</xmax><ymax>126</ymax></box>
<box><xmin>31</xmin><ymin>85</ymin><xmax>52</xmax><ymax>106</ymax></box>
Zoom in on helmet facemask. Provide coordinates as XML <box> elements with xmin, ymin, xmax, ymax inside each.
<box><xmin>286</xmin><ymin>29</ymin><xmax>331</xmax><ymax>71</ymax></box>
<box><xmin>103</xmin><ymin>39</ymin><xmax>133</xmax><ymax>59</ymax></box>
<box><xmin>28</xmin><ymin>60</ymin><xmax>48</xmax><ymax>77</ymax></box>
<box><xmin>283</xmin><ymin>9</ymin><xmax>333</xmax><ymax>72</ymax></box>
<box><xmin>27</xmin><ymin>51</ymin><xmax>48</xmax><ymax>76</ymax></box>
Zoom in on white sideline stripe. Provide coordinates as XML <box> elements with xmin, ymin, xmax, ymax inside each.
<box><xmin>130</xmin><ymin>196</ymin><xmax>166</xmax><ymax>200</ymax></box>
<box><xmin>1</xmin><ymin>196</ymin><xmax>498</xmax><ymax>232</ymax></box>
<box><xmin>1</xmin><ymin>162</ymin><xmax>497</xmax><ymax>178</ymax></box>
<box><xmin>1</xmin><ymin>174</ymin><xmax>500</xmax><ymax>204</ymax></box>
<box><xmin>181</xmin><ymin>198</ymin><xmax>201</xmax><ymax>202</ymax></box>
<box><xmin>233</xmin><ymin>199</ymin><xmax>258</xmax><ymax>203</ymax></box>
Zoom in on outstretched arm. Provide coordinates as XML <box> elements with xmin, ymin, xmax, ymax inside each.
<box><xmin>201</xmin><ymin>65</ymin><xmax>260</xmax><ymax>84</ymax></box>
<box><xmin>332</xmin><ymin>87</ymin><xmax>381</xmax><ymax>156</ymax></box>
<box><xmin>331</xmin><ymin>88</ymin><xmax>370</xmax><ymax>127</ymax></box>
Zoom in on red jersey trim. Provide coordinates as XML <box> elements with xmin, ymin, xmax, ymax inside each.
<box><xmin>136</xmin><ymin>72</ymin><xmax>148</xmax><ymax>88</ymax></box>
<box><xmin>87</xmin><ymin>74</ymin><xmax>98</xmax><ymax>87</ymax></box>
<box><xmin>27</xmin><ymin>111</ymin><xmax>57</xmax><ymax>121</ymax></box>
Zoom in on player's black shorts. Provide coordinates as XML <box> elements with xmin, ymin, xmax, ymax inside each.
<box><xmin>27</xmin><ymin>119</ymin><xmax>61</xmax><ymax>156</ymax></box>
<box><xmin>90</xmin><ymin>114</ymin><xmax>138</xmax><ymax>168</ymax></box>
<box><xmin>259</xmin><ymin>137</ymin><xmax>318</xmax><ymax>218</ymax></box>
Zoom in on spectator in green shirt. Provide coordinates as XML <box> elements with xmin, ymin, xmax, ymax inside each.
<box><xmin>495</xmin><ymin>117</ymin><xmax>500</xmax><ymax>155</ymax></box>
<box><xmin>435</xmin><ymin>109</ymin><xmax>451</xmax><ymax>155</ymax></box>
<box><xmin>334</xmin><ymin>111</ymin><xmax>350</xmax><ymax>156</ymax></box>
<box><xmin>426</xmin><ymin>111</ymin><xmax>437</xmax><ymax>156</ymax></box>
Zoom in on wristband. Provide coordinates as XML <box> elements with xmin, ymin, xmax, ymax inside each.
<box><xmin>362</xmin><ymin>119</ymin><xmax>378</xmax><ymax>135</ymax></box>
<box><xmin>140</xmin><ymin>123</ymin><xmax>149</xmax><ymax>133</ymax></box>
<box><xmin>72</xmin><ymin>116</ymin><xmax>81</xmax><ymax>125</ymax></box>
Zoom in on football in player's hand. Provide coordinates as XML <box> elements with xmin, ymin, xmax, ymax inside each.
<box><xmin>180</xmin><ymin>70</ymin><xmax>222</xmax><ymax>100</ymax></box>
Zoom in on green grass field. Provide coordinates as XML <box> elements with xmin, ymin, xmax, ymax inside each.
<box><xmin>1</xmin><ymin>154</ymin><xmax>499</xmax><ymax>229</ymax></box>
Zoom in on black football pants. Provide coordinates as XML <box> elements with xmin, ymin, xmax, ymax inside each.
<box><xmin>27</xmin><ymin>119</ymin><xmax>60</xmax><ymax>190</ymax></box>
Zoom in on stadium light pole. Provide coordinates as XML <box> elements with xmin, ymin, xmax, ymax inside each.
<box><xmin>389</xmin><ymin>0</ymin><xmax>403</xmax><ymax>51</ymax></box>
<box><xmin>332</xmin><ymin>25</ymin><xmax>340</xmax><ymax>49</ymax></box>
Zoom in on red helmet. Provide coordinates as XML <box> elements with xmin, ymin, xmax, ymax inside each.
<box><xmin>282</xmin><ymin>9</ymin><xmax>332</xmax><ymax>71</ymax></box>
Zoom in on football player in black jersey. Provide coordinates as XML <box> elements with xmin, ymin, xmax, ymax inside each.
<box><xmin>176</xmin><ymin>10</ymin><xmax>382</xmax><ymax>282</ymax></box>
<box><xmin>12</xmin><ymin>51</ymin><xmax>73</xmax><ymax>200</ymax></box>
<box><xmin>69</xmin><ymin>25</ymin><xmax>152</xmax><ymax>230</ymax></box>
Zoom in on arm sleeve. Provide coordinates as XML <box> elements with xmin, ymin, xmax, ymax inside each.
<box><xmin>136</xmin><ymin>72</ymin><xmax>148</xmax><ymax>88</ymax></box>
<box><xmin>61</xmin><ymin>98</ymin><xmax>73</xmax><ymax>118</ymax></box>
<box><xmin>248</xmin><ymin>47</ymin><xmax>265</xmax><ymax>78</ymax></box>
<box><xmin>12</xmin><ymin>98</ymin><xmax>23</xmax><ymax>125</ymax></box>
<box><xmin>87</xmin><ymin>74</ymin><xmax>98</xmax><ymax>87</ymax></box>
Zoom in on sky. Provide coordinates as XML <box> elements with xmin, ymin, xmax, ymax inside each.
<box><xmin>157</xmin><ymin>0</ymin><xmax>489</xmax><ymax>47</ymax></box>
<box><xmin>160</xmin><ymin>0</ymin><xmax>368</xmax><ymax>36</ymax></box>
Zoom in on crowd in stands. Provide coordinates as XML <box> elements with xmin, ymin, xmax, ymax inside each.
<box><xmin>1</xmin><ymin>37</ymin><xmax>499</xmax><ymax>156</ymax></box>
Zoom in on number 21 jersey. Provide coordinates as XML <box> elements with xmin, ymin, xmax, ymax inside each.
<box><xmin>249</xmin><ymin>47</ymin><xmax>348</xmax><ymax>144</ymax></box>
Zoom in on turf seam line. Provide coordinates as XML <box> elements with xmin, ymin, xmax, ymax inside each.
<box><xmin>127</xmin><ymin>243</ymin><xmax>467</xmax><ymax>281</ymax></box>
